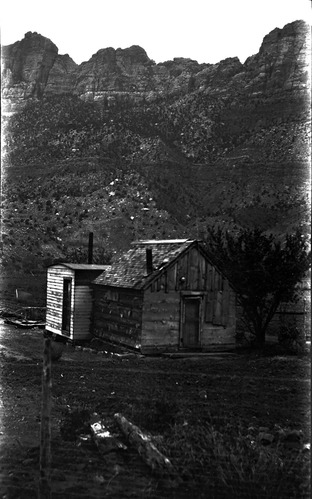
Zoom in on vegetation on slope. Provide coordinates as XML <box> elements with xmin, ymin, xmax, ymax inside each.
<box><xmin>1</xmin><ymin>89</ymin><xmax>309</xmax><ymax>275</ymax></box>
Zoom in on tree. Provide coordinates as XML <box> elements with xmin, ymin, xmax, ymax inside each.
<box><xmin>204</xmin><ymin>227</ymin><xmax>311</xmax><ymax>347</ymax></box>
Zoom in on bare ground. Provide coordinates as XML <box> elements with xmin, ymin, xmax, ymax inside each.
<box><xmin>0</xmin><ymin>319</ymin><xmax>310</xmax><ymax>498</ymax></box>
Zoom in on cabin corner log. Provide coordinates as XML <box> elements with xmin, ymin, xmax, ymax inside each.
<box><xmin>114</xmin><ymin>413</ymin><xmax>175</xmax><ymax>474</ymax></box>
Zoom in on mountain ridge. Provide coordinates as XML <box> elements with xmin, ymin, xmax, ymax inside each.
<box><xmin>0</xmin><ymin>20</ymin><xmax>310</xmax><ymax>274</ymax></box>
<box><xmin>2</xmin><ymin>20</ymin><xmax>309</xmax><ymax>113</ymax></box>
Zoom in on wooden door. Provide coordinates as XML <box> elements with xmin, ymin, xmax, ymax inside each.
<box><xmin>182</xmin><ymin>298</ymin><xmax>200</xmax><ymax>348</ymax></box>
<box><xmin>62</xmin><ymin>278</ymin><xmax>72</xmax><ymax>335</ymax></box>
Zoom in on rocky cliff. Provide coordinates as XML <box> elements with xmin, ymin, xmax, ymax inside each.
<box><xmin>2</xmin><ymin>20</ymin><xmax>309</xmax><ymax>113</ymax></box>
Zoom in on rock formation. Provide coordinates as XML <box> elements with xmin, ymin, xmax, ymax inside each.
<box><xmin>2</xmin><ymin>31</ymin><xmax>59</xmax><ymax>112</ymax></box>
<box><xmin>2</xmin><ymin>20</ymin><xmax>309</xmax><ymax>114</ymax></box>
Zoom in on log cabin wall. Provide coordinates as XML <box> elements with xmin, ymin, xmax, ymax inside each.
<box><xmin>141</xmin><ymin>290</ymin><xmax>181</xmax><ymax>353</ymax></box>
<box><xmin>141</xmin><ymin>246</ymin><xmax>236</xmax><ymax>354</ymax></box>
<box><xmin>92</xmin><ymin>286</ymin><xmax>143</xmax><ymax>348</ymax></box>
<box><xmin>46</xmin><ymin>265</ymin><xmax>75</xmax><ymax>338</ymax></box>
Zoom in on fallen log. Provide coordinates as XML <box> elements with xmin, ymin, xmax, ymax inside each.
<box><xmin>114</xmin><ymin>413</ymin><xmax>175</xmax><ymax>474</ymax></box>
<box><xmin>90</xmin><ymin>413</ymin><xmax>127</xmax><ymax>454</ymax></box>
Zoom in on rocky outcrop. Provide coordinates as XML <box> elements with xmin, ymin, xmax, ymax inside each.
<box><xmin>45</xmin><ymin>54</ymin><xmax>78</xmax><ymax>95</ymax></box>
<box><xmin>243</xmin><ymin>20</ymin><xmax>310</xmax><ymax>97</ymax></box>
<box><xmin>73</xmin><ymin>45</ymin><xmax>154</xmax><ymax>99</ymax></box>
<box><xmin>2</xmin><ymin>31</ymin><xmax>59</xmax><ymax>112</ymax></box>
<box><xmin>1</xmin><ymin>20</ymin><xmax>310</xmax><ymax>113</ymax></box>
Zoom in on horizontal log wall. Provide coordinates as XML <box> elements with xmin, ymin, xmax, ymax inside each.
<box><xmin>92</xmin><ymin>287</ymin><xmax>143</xmax><ymax>348</ymax></box>
<box><xmin>46</xmin><ymin>266</ymin><xmax>75</xmax><ymax>338</ymax></box>
<box><xmin>141</xmin><ymin>290</ymin><xmax>180</xmax><ymax>353</ymax></box>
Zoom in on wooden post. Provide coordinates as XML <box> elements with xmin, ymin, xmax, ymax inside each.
<box><xmin>38</xmin><ymin>337</ymin><xmax>52</xmax><ymax>499</ymax></box>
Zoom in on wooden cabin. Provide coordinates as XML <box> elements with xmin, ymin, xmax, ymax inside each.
<box><xmin>92</xmin><ymin>239</ymin><xmax>236</xmax><ymax>354</ymax></box>
<box><xmin>46</xmin><ymin>263</ymin><xmax>110</xmax><ymax>341</ymax></box>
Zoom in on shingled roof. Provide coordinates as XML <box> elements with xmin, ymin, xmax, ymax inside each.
<box><xmin>93</xmin><ymin>239</ymin><xmax>197</xmax><ymax>289</ymax></box>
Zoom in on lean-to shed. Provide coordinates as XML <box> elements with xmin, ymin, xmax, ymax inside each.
<box><xmin>92</xmin><ymin>239</ymin><xmax>236</xmax><ymax>354</ymax></box>
<box><xmin>46</xmin><ymin>263</ymin><xmax>110</xmax><ymax>341</ymax></box>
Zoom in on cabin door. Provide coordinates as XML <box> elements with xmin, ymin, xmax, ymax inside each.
<box><xmin>62</xmin><ymin>278</ymin><xmax>72</xmax><ymax>335</ymax></box>
<box><xmin>182</xmin><ymin>297</ymin><xmax>201</xmax><ymax>348</ymax></box>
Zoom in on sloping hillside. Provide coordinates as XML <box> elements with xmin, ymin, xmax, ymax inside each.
<box><xmin>1</xmin><ymin>20</ymin><xmax>310</xmax><ymax>276</ymax></box>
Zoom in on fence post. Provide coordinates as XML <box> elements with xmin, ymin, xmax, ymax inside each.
<box><xmin>38</xmin><ymin>337</ymin><xmax>52</xmax><ymax>498</ymax></box>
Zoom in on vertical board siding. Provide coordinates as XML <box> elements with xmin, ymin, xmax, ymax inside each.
<box><xmin>72</xmin><ymin>285</ymin><xmax>93</xmax><ymax>340</ymax></box>
<box><xmin>144</xmin><ymin>246</ymin><xmax>236</xmax><ymax>351</ymax></box>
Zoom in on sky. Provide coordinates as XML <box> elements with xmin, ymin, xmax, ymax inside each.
<box><xmin>1</xmin><ymin>0</ymin><xmax>311</xmax><ymax>65</ymax></box>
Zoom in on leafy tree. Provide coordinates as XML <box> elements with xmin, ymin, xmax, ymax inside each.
<box><xmin>204</xmin><ymin>227</ymin><xmax>311</xmax><ymax>347</ymax></box>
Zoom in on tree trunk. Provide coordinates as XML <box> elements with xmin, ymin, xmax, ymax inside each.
<box><xmin>253</xmin><ymin>327</ymin><xmax>266</xmax><ymax>348</ymax></box>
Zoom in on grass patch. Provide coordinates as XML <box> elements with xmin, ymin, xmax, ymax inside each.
<box><xmin>161</xmin><ymin>417</ymin><xmax>310</xmax><ymax>498</ymax></box>
<box><xmin>122</xmin><ymin>391</ymin><xmax>310</xmax><ymax>497</ymax></box>
<box><xmin>124</xmin><ymin>394</ymin><xmax>180</xmax><ymax>432</ymax></box>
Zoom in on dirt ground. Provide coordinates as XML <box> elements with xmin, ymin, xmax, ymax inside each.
<box><xmin>0</xmin><ymin>318</ymin><xmax>310</xmax><ymax>498</ymax></box>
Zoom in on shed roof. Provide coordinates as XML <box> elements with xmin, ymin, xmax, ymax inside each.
<box><xmin>49</xmin><ymin>263</ymin><xmax>111</xmax><ymax>271</ymax></box>
<box><xmin>93</xmin><ymin>239</ymin><xmax>201</xmax><ymax>289</ymax></box>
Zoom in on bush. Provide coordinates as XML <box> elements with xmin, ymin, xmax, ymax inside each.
<box><xmin>278</xmin><ymin>322</ymin><xmax>307</xmax><ymax>355</ymax></box>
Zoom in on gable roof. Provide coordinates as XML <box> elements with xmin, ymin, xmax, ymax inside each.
<box><xmin>93</xmin><ymin>239</ymin><xmax>197</xmax><ymax>289</ymax></box>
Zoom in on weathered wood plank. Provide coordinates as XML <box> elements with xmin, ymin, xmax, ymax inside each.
<box><xmin>167</xmin><ymin>265</ymin><xmax>176</xmax><ymax>291</ymax></box>
<box><xmin>205</xmin><ymin>290</ymin><xmax>214</xmax><ymax>322</ymax></box>
<box><xmin>46</xmin><ymin>313</ymin><xmax>62</xmax><ymax>323</ymax></box>
<box><xmin>46</xmin><ymin>295</ymin><xmax>63</xmax><ymax>304</ymax></box>
<box><xmin>144</xmin><ymin>291</ymin><xmax>180</xmax><ymax>305</ymax></box>
<box><xmin>206</xmin><ymin>264</ymin><xmax>213</xmax><ymax>290</ymax></box>
<box><xmin>45</xmin><ymin>324</ymin><xmax>61</xmax><ymax>334</ymax></box>
<box><xmin>221</xmin><ymin>281</ymin><xmax>230</xmax><ymax>326</ymax></box>
<box><xmin>213</xmin><ymin>290</ymin><xmax>223</xmax><ymax>325</ymax></box>
<box><xmin>48</xmin><ymin>268</ymin><xmax>74</xmax><ymax>276</ymax></box>
<box><xmin>188</xmin><ymin>248</ymin><xmax>199</xmax><ymax>289</ymax></box>
<box><xmin>202</xmin><ymin>325</ymin><xmax>236</xmax><ymax>345</ymax></box>
<box><xmin>93</xmin><ymin>328</ymin><xmax>140</xmax><ymax>347</ymax></box>
<box><xmin>114</xmin><ymin>413</ymin><xmax>175</xmax><ymax>474</ymax></box>
<box><xmin>199</xmin><ymin>255</ymin><xmax>206</xmax><ymax>290</ymax></box>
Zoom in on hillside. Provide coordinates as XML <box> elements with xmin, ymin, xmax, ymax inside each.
<box><xmin>0</xmin><ymin>20</ymin><xmax>310</xmax><ymax>277</ymax></box>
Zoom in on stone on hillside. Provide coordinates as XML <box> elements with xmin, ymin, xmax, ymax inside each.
<box><xmin>259</xmin><ymin>432</ymin><xmax>274</xmax><ymax>445</ymax></box>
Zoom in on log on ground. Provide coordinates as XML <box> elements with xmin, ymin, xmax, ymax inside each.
<box><xmin>114</xmin><ymin>412</ymin><xmax>175</xmax><ymax>474</ymax></box>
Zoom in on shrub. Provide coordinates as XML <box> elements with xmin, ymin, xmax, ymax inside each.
<box><xmin>278</xmin><ymin>321</ymin><xmax>307</xmax><ymax>355</ymax></box>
